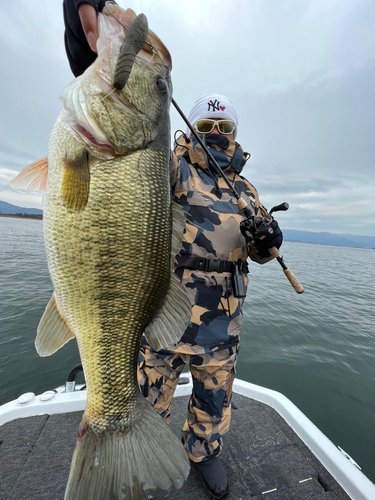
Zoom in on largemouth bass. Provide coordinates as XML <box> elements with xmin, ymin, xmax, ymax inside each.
<box><xmin>12</xmin><ymin>4</ymin><xmax>191</xmax><ymax>499</ymax></box>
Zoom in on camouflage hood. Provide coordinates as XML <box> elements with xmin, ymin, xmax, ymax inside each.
<box><xmin>174</xmin><ymin>134</ymin><xmax>248</xmax><ymax>177</ymax></box>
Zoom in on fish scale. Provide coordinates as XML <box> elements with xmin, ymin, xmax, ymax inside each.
<box><xmin>45</xmin><ymin>141</ymin><xmax>171</xmax><ymax>423</ymax></box>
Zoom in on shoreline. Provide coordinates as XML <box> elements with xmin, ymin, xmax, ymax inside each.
<box><xmin>0</xmin><ymin>216</ymin><xmax>372</xmax><ymax>248</ymax></box>
<box><xmin>284</xmin><ymin>239</ymin><xmax>374</xmax><ymax>250</ymax></box>
<box><xmin>0</xmin><ymin>214</ymin><xmax>42</xmax><ymax>220</ymax></box>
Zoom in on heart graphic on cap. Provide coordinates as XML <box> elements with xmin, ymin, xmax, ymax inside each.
<box><xmin>220</xmin><ymin>106</ymin><xmax>225</xmax><ymax>111</ymax></box>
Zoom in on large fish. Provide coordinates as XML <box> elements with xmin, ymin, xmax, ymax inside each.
<box><xmin>11</xmin><ymin>4</ymin><xmax>191</xmax><ymax>499</ymax></box>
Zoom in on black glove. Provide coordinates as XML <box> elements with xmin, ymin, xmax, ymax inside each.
<box><xmin>241</xmin><ymin>218</ymin><xmax>283</xmax><ymax>258</ymax></box>
<box><xmin>254</xmin><ymin>219</ymin><xmax>283</xmax><ymax>258</ymax></box>
<box><xmin>240</xmin><ymin>217</ymin><xmax>258</xmax><ymax>240</ymax></box>
<box><xmin>63</xmin><ymin>0</ymin><xmax>109</xmax><ymax>77</ymax></box>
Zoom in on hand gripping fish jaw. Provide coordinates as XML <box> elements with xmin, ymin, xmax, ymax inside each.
<box><xmin>173</xmin><ymin>99</ymin><xmax>304</xmax><ymax>294</ymax></box>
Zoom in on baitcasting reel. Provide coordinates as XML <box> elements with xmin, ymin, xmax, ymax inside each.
<box><xmin>240</xmin><ymin>202</ymin><xmax>290</xmax><ymax>244</ymax></box>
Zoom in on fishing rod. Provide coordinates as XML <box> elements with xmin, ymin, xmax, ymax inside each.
<box><xmin>100</xmin><ymin>9</ymin><xmax>303</xmax><ymax>293</ymax></box>
<box><xmin>172</xmin><ymin>98</ymin><xmax>304</xmax><ymax>294</ymax></box>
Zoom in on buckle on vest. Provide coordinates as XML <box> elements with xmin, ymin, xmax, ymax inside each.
<box><xmin>242</xmin><ymin>261</ymin><xmax>249</xmax><ymax>274</ymax></box>
<box><xmin>199</xmin><ymin>258</ymin><xmax>224</xmax><ymax>273</ymax></box>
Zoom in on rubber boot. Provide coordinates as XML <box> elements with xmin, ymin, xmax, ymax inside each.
<box><xmin>193</xmin><ymin>457</ymin><xmax>229</xmax><ymax>499</ymax></box>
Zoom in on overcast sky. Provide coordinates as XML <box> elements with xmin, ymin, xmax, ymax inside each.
<box><xmin>0</xmin><ymin>0</ymin><xmax>374</xmax><ymax>236</ymax></box>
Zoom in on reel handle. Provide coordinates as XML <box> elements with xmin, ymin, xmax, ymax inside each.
<box><xmin>269</xmin><ymin>202</ymin><xmax>289</xmax><ymax>215</ymax></box>
<box><xmin>268</xmin><ymin>247</ymin><xmax>304</xmax><ymax>294</ymax></box>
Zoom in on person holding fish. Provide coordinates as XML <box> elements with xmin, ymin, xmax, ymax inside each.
<box><xmin>62</xmin><ymin>2</ymin><xmax>283</xmax><ymax>499</ymax></box>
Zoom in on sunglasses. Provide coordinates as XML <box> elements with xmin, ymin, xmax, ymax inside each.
<box><xmin>194</xmin><ymin>119</ymin><xmax>235</xmax><ymax>135</ymax></box>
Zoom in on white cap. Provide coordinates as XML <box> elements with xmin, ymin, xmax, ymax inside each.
<box><xmin>186</xmin><ymin>93</ymin><xmax>238</xmax><ymax>139</ymax></box>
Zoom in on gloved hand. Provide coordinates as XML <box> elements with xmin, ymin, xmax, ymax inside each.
<box><xmin>63</xmin><ymin>0</ymin><xmax>107</xmax><ymax>77</ymax></box>
<box><xmin>254</xmin><ymin>219</ymin><xmax>283</xmax><ymax>258</ymax></box>
<box><xmin>241</xmin><ymin>218</ymin><xmax>283</xmax><ymax>258</ymax></box>
<box><xmin>240</xmin><ymin>218</ymin><xmax>257</xmax><ymax>240</ymax></box>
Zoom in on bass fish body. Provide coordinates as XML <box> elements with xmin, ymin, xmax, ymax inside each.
<box><xmin>12</xmin><ymin>5</ymin><xmax>191</xmax><ymax>500</ymax></box>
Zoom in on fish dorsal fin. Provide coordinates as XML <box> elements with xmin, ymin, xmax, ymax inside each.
<box><xmin>10</xmin><ymin>157</ymin><xmax>48</xmax><ymax>193</ymax></box>
<box><xmin>144</xmin><ymin>202</ymin><xmax>191</xmax><ymax>351</ymax></box>
<box><xmin>35</xmin><ymin>294</ymin><xmax>75</xmax><ymax>357</ymax></box>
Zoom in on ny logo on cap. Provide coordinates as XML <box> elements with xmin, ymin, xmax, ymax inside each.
<box><xmin>207</xmin><ymin>99</ymin><xmax>225</xmax><ymax>112</ymax></box>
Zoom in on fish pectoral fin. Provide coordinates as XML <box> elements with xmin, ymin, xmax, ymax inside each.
<box><xmin>170</xmin><ymin>200</ymin><xmax>188</xmax><ymax>264</ymax></box>
<box><xmin>35</xmin><ymin>294</ymin><xmax>75</xmax><ymax>356</ymax></box>
<box><xmin>10</xmin><ymin>157</ymin><xmax>48</xmax><ymax>193</ymax></box>
<box><xmin>61</xmin><ymin>145</ymin><xmax>90</xmax><ymax>213</ymax></box>
<box><xmin>145</xmin><ymin>269</ymin><xmax>191</xmax><ymax>351</ymax></box>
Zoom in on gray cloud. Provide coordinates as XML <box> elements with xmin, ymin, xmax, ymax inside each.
<box><xmin>1</xmin><ymin>0</ymin><xmax>374</xmax><ymax>236</ymax></box>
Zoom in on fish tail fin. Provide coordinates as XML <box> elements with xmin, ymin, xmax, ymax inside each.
<box><xmin>64</xmin><ymin>394</ymin><xmax>190</xmax><ymax>500</ymax></box>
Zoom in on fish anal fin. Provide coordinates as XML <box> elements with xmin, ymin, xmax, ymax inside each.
<box><xmin>145</xmin><ymin>202</ymin><xmax>191</xmax><ymax>351</ymax></box>
<box><xmin>36</xmin><ymin>294</ymin><xmax>75</xmax><ymax>357</ymax></box>
<box><xmin>10</xmin><ymin>157</ymin><xmax>48</xmax><ymax>193</ymax></box>
<box><xmin>62</xmin><ymin>146</ymin><xmax>90</xmax><ymax>213</ymax></box>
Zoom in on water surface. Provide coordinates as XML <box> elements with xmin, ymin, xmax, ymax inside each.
<box><xmin>0</xmin><ymin>217</ymin><xmax>374</xmax><ymax>482</ymax></box>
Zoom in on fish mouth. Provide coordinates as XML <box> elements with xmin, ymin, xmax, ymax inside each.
<box><xmin>72</xmin><ymin>100</ymin><xmax>154</xmax><ymax>156</ymax></box>
<box><xmin>73</xmin><ymin>121</ymin><xmax>150</xmax><ymax>156</ymax></box>
<box><xmin>65</xmin><ymin>10</ymin><xmax>163</xmax><ymax>155</ymax></box>
<box><xmin>75</xmin><ymin>124</ymin><xmax>116</xmax><ymax>154</ymax></box>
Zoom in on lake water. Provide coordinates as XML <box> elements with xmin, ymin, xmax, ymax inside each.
<box><xmin>0</xmin><ymin>217</ymin><xmax>374</xmax><ymax>482</ymax></box>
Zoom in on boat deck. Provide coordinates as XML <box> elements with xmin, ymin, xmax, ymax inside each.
<box><xmin>0</xmin><ymin>393</ymin><xmax>351</xmax><ymax>500</ymax></box>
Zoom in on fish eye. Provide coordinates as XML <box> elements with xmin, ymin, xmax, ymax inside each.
<box><xmin>156</xmin><ymin>78</ymin><xmax>167</xmax><ymax>91</ymax></box>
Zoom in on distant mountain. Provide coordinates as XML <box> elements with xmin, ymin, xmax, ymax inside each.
<box><xmin>283</xmin><ymin>229</ymin><xmax>375</xmax><ymax>249</ymax></box>
<box><xmin>1</xmin><ymin>201</ymin><xmax>373</xmax><ymax>249</ymax></box>
<box><xmin>0</xmin><ymin>200</ymin><xmax>43</xmax><ymax>215</ymax></box>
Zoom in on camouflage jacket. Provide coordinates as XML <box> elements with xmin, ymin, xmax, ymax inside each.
<box><xmin>143</xmin><ymin>134</ymin><xmax>272</xmax><ymax>355</ymax></box>
<box><xmin>171</xmin><ymin>134</ymin><xmax>271</xmax><ymax>265</ymax></box>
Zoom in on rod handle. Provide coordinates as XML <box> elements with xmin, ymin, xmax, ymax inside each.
<box><xmin>238</xmin><ymin>197</ymin><xmax>256</xmax><ymax>218</ymax></box>
<box><xmin>268</xmin><ymin>247</ymin><xmax>281</xmax><ymax>258</ymax></box>
<box><xmin>269</xmin><ymin>247</ymin><xmax>304</xmax><ymax>294</ymax></box>
<box><xmin>237</xmin><ymin>197</ymin><xmax>247</xmax><ymax>210</ymax></box>
<box><xmin>283</xmin><ymin>268</ymin><xmax>304</xmax><ymax>294</ymax></box>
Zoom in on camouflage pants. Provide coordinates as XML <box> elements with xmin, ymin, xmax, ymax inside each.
<box><xmin>137</xmin><ymin>344</ymin><xmax>238</xmax><ymax>463</ymax></box>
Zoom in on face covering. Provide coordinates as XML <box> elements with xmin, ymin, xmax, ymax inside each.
<box><xmin>205</xmin><ymin>134</ymin><xmax>232</xmax><ymax>149</ymax></box>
